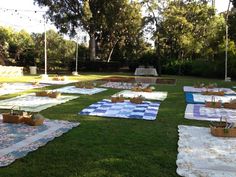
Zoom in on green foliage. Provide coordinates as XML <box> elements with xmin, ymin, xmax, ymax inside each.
<box><xmin>34</xmin><ymin>0</ymin><xmax>146</xmax><ymax>62</ymax></box>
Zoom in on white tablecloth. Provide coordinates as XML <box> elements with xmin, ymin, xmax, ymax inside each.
<box><xmin>134</xmin><ymin>68</ymin><xmax>158</xmax><ymax>76</ymax></box>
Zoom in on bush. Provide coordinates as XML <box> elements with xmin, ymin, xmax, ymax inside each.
<box><xmin>70</xmin><ymin>61</ymin><xmax>122</xmax><ymax>72</ymax></box>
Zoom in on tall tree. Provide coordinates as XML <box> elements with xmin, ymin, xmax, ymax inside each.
<box><xmin>32</xmin><ymin>30</ymin><xmax>76</xmax><ymax>70</ymax></box>
<box><xmin>34</xmin><ymin>0</ymin><xmax>142</xmax><ymax>62</ymax></box>
<box><xmin>0</xmin><ymin>26</ymin><xmax>13</xmax><ymax>65</ymax></box>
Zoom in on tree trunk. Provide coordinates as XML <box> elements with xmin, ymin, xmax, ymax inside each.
<box><xmin>155</xmin><ymin>38</ymin><xmax>162</xmax><ymax>76</ymax></box>
<box><xmin>89</xmin><ymin>33</ymin><xmax>96</xmax><ymax>61</ymax></box>
<box><xmin>107</xmin><ymin>40</ymin><xmax>118</xmax><ymax>63</ymax></box>
<box><xmin>0</xmin><ymin>56</ymin><xmax>5</xmax><ymax>65</ymax></box>
<box><xmin>0</xmin><ymin>45</ymin><xmax>6</xmax><ymax>65</ymax></box>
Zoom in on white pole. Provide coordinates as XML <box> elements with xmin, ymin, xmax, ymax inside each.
<box><xmin>75</xmin><ymin>41</ymin><xmax>78</xmax><ymax>73</ymax></box>
<box><xmin>44</xmin><ymin>17</ymin><xmax>47</xmax><ymax>76</ymax></box>
<box><xmin>225</xmin><ymin>0</ymin><xmax>231</xmax><ymax>82</ymax></box>
<box><xmin>72</xmin><ymin>37</ymin><xmax>79</xmax><ymax>75</ymax></box>
<box><xmin>225</xmin><ymin>24</ymin><xmax>228</xmax><ymax>81</ymax></box>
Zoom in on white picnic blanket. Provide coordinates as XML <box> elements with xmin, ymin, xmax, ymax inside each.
<box><xmin>0</xmin><ymin>83</ymin><xmax>48</xmax><ymax>96</ymax></box>
<box><xmin>193</xmin><ymin>94</ymin><xmax>236</xmax><ymax>103</ymax></box>
<box><xmin>177</xmin><ymin>125</ymin><xmax>236</xmax><ymax>177</ymax></box>
<box><xmin>185</xmin><ymin>104</ymin><xmax>236</xmax><ymax>122</ymax></box>
<box><xmin>54</xmin><ymin>86</ymin><xmax>107</xmax><ymax>95</ymax></box>
<box><xmin>101</xmin><ymin>82</ymin><xmax>149</xmax><ymax>90</ymax></box>
<box><xmin>112</xmin><ymin>90</ymin><xmax>168</xmax><ymax>101</ymax></box>
<box><xmin>0</xmin><ymin>117</ymin><xmax>79</xmax><ymax>167</ymax></box>
<box><xmin>0</xmin><ymin>93</ymin><xmax>79</xmax><ymax>112</ymax></box>
<box><xmin>183</xmin><ymin>86</ymin><xmax>235</xmax><ymax>94</ymax></box>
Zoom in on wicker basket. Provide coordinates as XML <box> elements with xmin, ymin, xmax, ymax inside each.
<box><xmin>35</xmin><ymin>91</ymin><xmax>51</xmax><ymax>97</ymax></box>
<box><xmin>48</xmin><ymin>92</ymin><xmax>61</xmax><ymax>98</ymax></box>
<box><xmin>75</xmin><ymin>82</ymin><xmax>84</xmax><ymax>88</ymax></box>
<box><xmin>2</xmin><ymin>113</ymin><xmax>23</xmax><ymax>123</ymax></box>
<box><xmin>22</xmin><ymin>117</ymin><xmax>44</xmax><ymax>126</ymax></box>
<box><xmin>32</xmin><ymin>81</ymin><xmax>39</xmax><ymax>86</ymax></box>
<box><xmin>205</xmin><ymin>101</ymin><xmax>222</xmax><ymax>108</ymax></box>
<box><xmin>111</xmin><ymin>96</ymin><xmax>125</xmax><ymax>103</ymax></box>
<box><xmin>210</xmin><ymin>125</ymin><xmax>236</xmax><ymax>137</ymax></box>
<box><xmin>85</xmin><ymin>85</ymin><xmax>94</xmax><ymax>89</ymax></box>
<box><xmin>131</xmin><ymin>87</ymin><xmax>143</xmax><ymax>92</ymax></box>
<box><xmin>52</xmin><ymin>77</ymin><xmax>65</xmax><ymax>81</ymax></box>
<box><xmin>202</xmin><ymin>91</ymin><xmax>225</xmax><ymax>96</ymax></box>
<box><xmin>142</xmin><ymin>88</ymin><xmax>152</xmax><ymax>92</ymax></box>
<box><xmin>130</xmin><ymin>97</ymin><xmax>143</xmax><ymax>104</ymax></box>
<box><xmin>223</xmin><ymin>103</ymin><xmax>236</xmax><ymax>109</ymax></box>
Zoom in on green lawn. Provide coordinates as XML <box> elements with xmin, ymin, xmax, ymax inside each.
<box><xmin>0</xmin><ymin>73</ymin><xmax>235</xmax><ymax>177</ymax></box>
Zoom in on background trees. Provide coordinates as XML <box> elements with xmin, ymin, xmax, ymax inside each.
<box><xmin>34</xmin><ymin>0</ymin><xmax>145</xmax><ymax>62</ymax></box>
<box><xmin>0</xmin><ymin>0</ymin><xmax>235</xmax><ymax>78</ymax></box>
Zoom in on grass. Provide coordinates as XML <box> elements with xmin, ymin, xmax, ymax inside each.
<box><xmin>0</xmin><ymin>73</ymin><xmax>235</xmax><ymax>177</ymax></box>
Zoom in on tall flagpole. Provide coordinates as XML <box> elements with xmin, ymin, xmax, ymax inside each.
<box><xmin>72</xmin><ymin>36</ymin><xmax>79</xmax><ymax>75</ymax></box>
<box><xmin>225</xmin><ymin>0</ymin><xmax>231</xmax><ymax>82</ymax></box>
<box><xmin>44</xmin><ymin>16</ymin><xmax>48</xmax><ymax>76</ymax></box>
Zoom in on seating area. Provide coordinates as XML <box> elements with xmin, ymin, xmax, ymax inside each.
<box><xmin>0</xmin><ymin>74</ymin><xmax>236</xmax><ymax>176</ymax></box>
<box><xmin>0</xmin><ymin>66</ymin><xmax>23</xmax><ymax>77</ymax></box>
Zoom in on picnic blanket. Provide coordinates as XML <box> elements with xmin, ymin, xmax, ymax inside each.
<box><xmin>79</xmin><ymin>99</ymin><xmax>160</xmax><ymax>120</ymax></box>
<box><xmin>0</xmin><ymin>116</ymin><xmax>79</xmax><ymax>167</ymax></box>
<box><xmin>39</xmin><ymin>80</ymin><xmax>77</xmax><ymax>85</ymax></box>
<box><xmin>112</xmin><ymin>90</ymin><xmax>168</xmax><ymax>101</ymax></box>
<box><xmin>185</xmin><ymin>104</ymin><xmax>236</xmax><ymax>122</ymax></box>
<box><xmin>177</xmin><ymin>125</ymin><xmax>236</xmax><ymax>177</ymax></box>
<box><xmin>0</xmin><ymin>83</ymin><xmax>48</xmax><ymax>96</ymax></box>
<box><xmin>54</xmin><ymin>86</ymin><xmax>107</xmax><ymax>95</ymax></box>
<box><xmin>0</xmin><ymin>94</ymin><xmax>79</xmax><ymax>112</ymax></box>
<box><xmin>183</xmin><ymin>86</ymin><xmax>235</xmax><ymax>94</ymax></box>
<box><xmin>100</xmin><ymin>82</ymin><xmax>149</xmax><ymax>90</ymax></box>
<box><xmin>185</xmin><ymin>92</ymin><xmax>236</xmax><ymax>104</ymax></box>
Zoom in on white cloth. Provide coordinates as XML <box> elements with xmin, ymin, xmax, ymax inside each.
<box><xmin>185</xmin><ymin>104</ymin><xmax>236</xmax><ymax>122</ymax></box>
<box><xmin>0</xmin><ymin>93</ymin><xmax>79</xmax><ymax>112</ymax></box>
<box><xmin>112</xmin><ymin>90</ymin><xmax>168</xmax><ymax>101</ymax></box>
<box><xmin>193</xmin><ymin>94</ymin><xmax>236</xmax><ymax>103</ymax></box>
<box><xmin>183</xmin><ymin>86</ymin><xmax>235</xmax><ymax>94</ymax></box>
<box><xmin>134</xmin><ymin>68</ymin><xmax>158</xmax><ymax>76</ymax></box>
<box><xmin>54</xmin><ymin>86</ymin><xmax>107</xmax><ymax>95</ymax></box>
<box><xmin>101</xmin><ymin>82</ymin><xmax>149</xmax><ymax>90</ymax></box>
<box><xmin>177</xmin><ymin>125</ymin><xmax>236</xmax><ymax>177</ymax></box>
<box><xmin>0</xmin><ymin>83</ymin><xmax>48</xmax><ymax>96</ymax></box>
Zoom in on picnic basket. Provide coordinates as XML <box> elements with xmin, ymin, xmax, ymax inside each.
<box><xmin>205</xmin><ymin>101</ymin><xmax>222</xmax><ymax>108</ymax></box>
<box><xmin>131</xmin><ymin>87</ymin><xmax>143</xmax><ymax>92</ymax></box>
<box><xmin>22</xmin><ymin>117</ymin><xmax>44</xmax><ymax>126</ymax></box>
<box><xmin>205</xmin><ymin>96</ymin><xmax>222</xmax><ymax>108</ymax></box>
<box><xmin>223</xmin><ymin>103</ymin><xmax>236</xmax><ymax>109</ymax></box>
<box><xmin>36</xmin><ymin>91</ymin><xmax>51</xmax><ymax>97</ymax></box>
<box><xmin>130</xmin><ymin>96</ymin><xmax>144</xmax><ymax>104</ymax></box>
<box><xmin>32</xmin><ymin>81</ymin><xmax>39</xmax><ymax>86</ymax></box>
<box><xmin>75</xmin><ymin>82</ymin><xmax>84</xmax><ymax>88</ymax></box>
<box><xmin>142</xmin><ymin>87</ymin><xmax>153</xmax><ymax>92</ymax></box>
<box><xmin>210</xmin><ymin>121</ymin><xmax>236</xmax><ymax>137</ymax></box>
<box><xmin>202</xmin><ymin>91</ymin><xmax>225</xmax><ymax>96</ymax></box>
<box><xmin>52</xmin><ymin>75</ymin><xmax>66</xmax><ymax>81</ymax></box>
<box><xmin>2</xmin><ymin>110</ymin><xmax>31</xmax><ymax>124</ymax></box>
<box><xmin>2</xmin><ymin>113</ymin><xmax>23</xmax><ymax>124</ymax></box>
<box><xmin>84</xmin><ymin>83</ymin><xmax>94</xmax><ymax>89</ymax></box>
<box><xmin>111</xmin><ymin>95</ymin><xmax>125</xmax><ymax>103</ymax></box>
<box><xmin>48</xmin><ymin>92</ymin><xmax>61</xmax><ymax>98</ymax></box>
